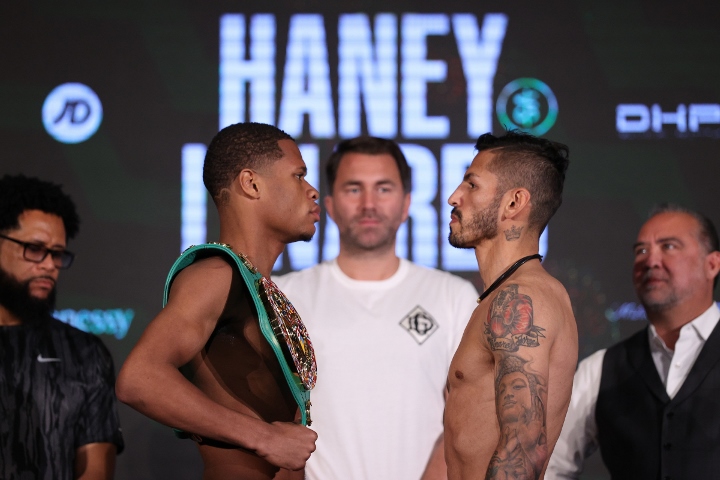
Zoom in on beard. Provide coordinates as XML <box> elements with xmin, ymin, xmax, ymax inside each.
<box><xmin>341</xmin><ymin>212</ymin><xmax>399</xmax><ymax>252</ymax></box>
<box><xmin>0</xmin><ymin>266</ymin><xmax>56</xmax><ymax>325</ymax></box>
<box><xmin>284</xmin><ymin>221</ymin><xmax>317</xmax><ymax>244</ymax></box>
<box><xmin>641</xmin><ymin>293</ymin><xmax>678</xmax><ymax>313</ymax></box>
<box><xmin>636</xmin><ymin>275</ymin><xmax>679</xmax><ymax>314</ymax></box>
<box><xmin>295</xmin><ymin>231</ymin><xmax>315</xmax><ymax>243</ymax></box>
<box><xmin>448</xmin><ymin>193</ymin><xmax>503</xmax><ymax>249</ymax></box>
<box><xmin>298</xmin><ymin>234</ymin><xmax>314</xmax><ymax>242</ymax></box>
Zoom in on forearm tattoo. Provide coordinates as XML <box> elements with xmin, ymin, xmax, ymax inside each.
<box><xmin>484</xmin><ymin>285</ymin><xmax>548</xmax><ymax>479</ymax></box>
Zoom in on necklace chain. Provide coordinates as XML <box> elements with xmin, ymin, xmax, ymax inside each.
<box><xmin>477</xmin><ymin>254</ymin><xmax>543</xmax><ymax>303</ymax></box>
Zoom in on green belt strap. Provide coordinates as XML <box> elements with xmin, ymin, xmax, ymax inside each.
<box><xmin>163</xmin><ymin>243</ymin><xmax>312</xmax><ymax>431</ymax></box>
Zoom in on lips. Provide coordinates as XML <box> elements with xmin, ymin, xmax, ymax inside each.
<box><xmin>640</xmin><ymin>272</ymin><xmax>668</xmax><ymax>288</ymax></box>
<box><xmin>30</xmin><ymin>277</ymin><xmax>55</xmax><ymax>290</ymax></box>
<box><xmin>450</xmin><ymin>208</ymin><xmax>461</xmax><ymax>225</ymax></box>
<box><xmin>354</xmin><ymin>214</ymin><xmax>382</xmax><ymax>226</ymax></box>
<box><xmin>310</xmin><ymin>206</ymin><xmax>321</xmax><ymax>221</ymax></box>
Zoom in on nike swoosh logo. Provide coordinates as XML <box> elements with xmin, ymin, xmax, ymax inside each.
<box><xmin>37</xmin><ymin>354</ymin><xmax>61</xmax><ymax>363</ymax></box>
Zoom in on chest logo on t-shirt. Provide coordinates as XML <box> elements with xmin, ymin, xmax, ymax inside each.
<box><xmin>36</xmin><ymin>354</ymin><xmax>61</xmax><ymax>363</ymax></box>
<box><xmin>399</xmin><ymin>305</ymin><xmax>439</xmax><ymax>344</ymax></box>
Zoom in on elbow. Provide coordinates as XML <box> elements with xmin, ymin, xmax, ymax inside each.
<box><xmin>115</xmin><ymin>363</ymin><xmax>142</xmax><ymax>407</ymax></box>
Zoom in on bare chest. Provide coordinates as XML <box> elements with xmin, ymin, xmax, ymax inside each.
<box><xmin>448</xmin><ymin>304</ymin><xmax>494</xmax><ymax>386</ymax></box>
<box><xmin>190</xmin><ymin>314</ymin><xmax>298</xmax><ymax>422</ymax></box>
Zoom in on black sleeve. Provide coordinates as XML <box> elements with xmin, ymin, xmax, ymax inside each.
<box><xmin>74</xmin><ymin>338</ymin><xmax>125</xmax><ymax>453</ymax></box>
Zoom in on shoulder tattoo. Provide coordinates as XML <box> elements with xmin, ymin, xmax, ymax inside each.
<box><xmin>484</xmin><ymin>284</ymin><xmax>545</xmax><ymax>352</ymax></box>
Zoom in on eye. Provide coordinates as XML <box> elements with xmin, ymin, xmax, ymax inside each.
<box><xmin>662</xmin><ymin>243</ymin><xmax>677</xmax><ymax>251</ymax></box>
<box><xmin>634</xmin><ymin>246</ymin><xmax>647</xmax><ymax>256</ymax></box>
<box><xmin>25</xmin><ymin>244</ymin><xmax>45</xmax><ymax>255</ymax></box>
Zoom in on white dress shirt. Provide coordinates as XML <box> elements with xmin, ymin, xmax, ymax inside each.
<box><xmin>546</xmin><ymin>302</ymin><xmax>720</xmax><ymax>479</ymax></box>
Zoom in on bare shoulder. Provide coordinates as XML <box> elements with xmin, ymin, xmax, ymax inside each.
<box><xmin>520</xmin><ymin>271</ymin><xmax>572</xmax><ymax>316</ymax></box>
<box><xmin>157</xmin><ymin>255</ymin><xmax>243</xmax><ymax>344</ymax></box>
<box><xmin>484</xmin><ymin>270</ymin><xmax>574</xmax><ymax>352</ymax></box>
<box><xmin>524</xmin><ymin>271</ymin><xmax>576</xmax><ymax>347</ymax></box>
<box><xmin>167</xmin><ymin>256</ymin><xmax>236</xmax><ymax>305</ymax></box>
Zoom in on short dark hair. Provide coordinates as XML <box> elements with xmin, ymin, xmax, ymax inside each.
<box><xmin>0</xmin><ymin>175</ymin><xmax>80</xmax><ymax>239</ymax></box>
<box><xmin>203</xmin><ymin>122</ymin><xmax>294</xmax><ymax>203</ymax></box>
<box><xmin>325</xmin><ymin>136</ymin><xmax>412</xmax><ymax>194</ymax></box>
<box><xmin>475</xmin><ymin>131</ymin><xmax>569</xmax><ymax>234</ymax></box>
<box><xmin>648</xmin><ymin>203</ymin><xmax>720</xmax><ymax>288</ymax></box>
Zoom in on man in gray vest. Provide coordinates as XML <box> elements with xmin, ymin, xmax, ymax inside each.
<box><xmin>547</xmin><ymin>204</ymin><xmax>720</xmax><ymax>479</ymax></box>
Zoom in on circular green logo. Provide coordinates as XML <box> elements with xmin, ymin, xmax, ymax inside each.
<box><xmin>496</xmin><ymin>78</ymin><xmax>558</xmax><ymax>135</ymax></box>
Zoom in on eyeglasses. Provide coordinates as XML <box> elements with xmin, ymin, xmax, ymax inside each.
<box><xmin>0</xmin><ymin>234</ymin><xmax>75</xmax><ymax>269</ymax></box>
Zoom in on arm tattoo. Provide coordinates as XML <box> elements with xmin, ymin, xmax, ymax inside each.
<box><xmin>484</xmin><ymin>284</ymin><xmax>545</xmax><ymax>352</ymax></box>
<box><xmin>504</xmin><ymin>225</ymin><xmax>523</xmax><ymax>241</ymax></box>
<box><xmin>486</xmin><ymin>353</ymin><xmax>548</xmax><ymax>479</ymax></box>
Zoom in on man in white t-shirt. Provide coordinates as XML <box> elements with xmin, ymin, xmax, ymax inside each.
<box><xmin>275</xmin><ymin>136</ymin><xmax>478</xmax><ymax>480</ymax></box>
<box><xmin>546</xmin><ymin>204</ymin><xmax>720</xmax><ymax>479</ymax></box>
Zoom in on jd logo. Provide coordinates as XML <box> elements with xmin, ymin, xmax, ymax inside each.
<box><xmin>399</xmin><ymin>306</ymin><xmax>439</xmax><ymax>344</ymax></box>
<box><xmin>55</xmin><ymin>99</ymin><xmax>92</xmax><ymax>124</ymax></box>
<box><xmin>42</xmin><ymin>83</ymin><xmax>103</xmax><ymax>144</ymax></box>
<box><xmin>496</xmin><ymin>78</ymin><xmax>558</xmax><ymax>135</ymax></box>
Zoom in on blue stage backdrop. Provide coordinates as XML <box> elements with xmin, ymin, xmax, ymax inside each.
<box><xmin>1</xmin><ymin>1</ymin><xmax>718</xmax><ymax>478</ymax></box>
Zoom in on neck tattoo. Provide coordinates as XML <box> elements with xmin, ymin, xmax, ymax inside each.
<box><xmin>477</xmin><ymin>254</ymin><xmax>543</xmax><ymax>304</ymax></box>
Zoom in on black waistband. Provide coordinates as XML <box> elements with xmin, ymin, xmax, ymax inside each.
<box><xmin>174</xmin><ymin>429</ymin><xmax>237</xmax><ymax>449</ymax></box>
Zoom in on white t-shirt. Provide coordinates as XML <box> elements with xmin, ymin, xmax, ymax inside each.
<box><xmin>274</xmin><ymin>258</ymin><xmax>478</xmax><ymax>480</ymax></box>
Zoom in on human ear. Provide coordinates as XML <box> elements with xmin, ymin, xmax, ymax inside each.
<box><xmin>401</xmin><ymin>193</ymin><xmax>411</xmax><ymax>223</ymax></box>
<box><xmin>705</xmin><ymin>250</ymin><xmax>720</xmax><ymax>282</ymax></box>
<box><xmin>237</xmin><ymin>169</ymin><xmax>261</xmax><ymax>198</ymax></box>
<box><xmin>504</xmin><ymin>188</ymin><xmax>531</xmax><ymax>220</ymax></box>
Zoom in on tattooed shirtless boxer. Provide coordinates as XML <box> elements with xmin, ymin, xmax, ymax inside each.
<box><xmin>444</xmin><ymin>131</ymin><xmax>578</xmax><ymax>480</ymax></box>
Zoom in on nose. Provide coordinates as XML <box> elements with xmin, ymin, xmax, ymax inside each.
<box><xmin>361</xmin><ymin>191</ymin><xmax>376</xmax><ymax>210</ymax></box>
<box><xmin>448</xmin><ymin>187</ymin><xmax>461</xmax><ymax>207</ymax></box>
<box><xmin>642</xmin><ymin>245</ymin><xmax>663</xmax><ymax>269</ymax></box>
<box><xmin>38</xmin><ymin>252</ymin><xmax>58</xmax><ymax>272</ymax></box>
<box><xmin>308</xmin><ymin>184</ymin><xmax>319</xmax><ymax>201</ymax></box>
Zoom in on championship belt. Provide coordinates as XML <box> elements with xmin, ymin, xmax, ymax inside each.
<box><xmin>163</xmin><ymin>243</ymin><xmax>316</xmax><ymax>429</ymax></box>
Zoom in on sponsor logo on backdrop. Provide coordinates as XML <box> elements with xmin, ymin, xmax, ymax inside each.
<box><xmin>616</xmin><ymin>103</ymin><xmax>720</xmax><ymax>138</ymax></box>
<box><xmin>54</xmin><ymin>308</ymin><xmax>135</xmax><ymax>339</ymax></box>
<box><xmin>496</xmin><ymin>78</ymin><xmax>558</xmax><ymax>135</ymax></box>
<box><xmin>605</xmin><ymin>301</ymin><xmax>720</xmax><ymax>322</ymax></box>
<box><xmin>42</xmin><ymin>83</ymin><xmax>103</xmax><ymax>144</ymax></box>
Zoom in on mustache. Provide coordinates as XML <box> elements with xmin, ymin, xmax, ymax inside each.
<box><xmin>640</xmin><ymin>271</ymin><xmax>667</xmax><ymax>283</ymax></box>
<box><xmin>451</xmin><ymin>207</ymin><xmax>462</xmax><ymax>220</ymax></box>
<box><xmin>355</xmin><ymin>211</ymin><xmax>383</xmax><ymax>221</ymax></box>
<box><xmin>29</xmin><ymin>275</ymin><xmax>57</xmax><ymax>287</ymax></box>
